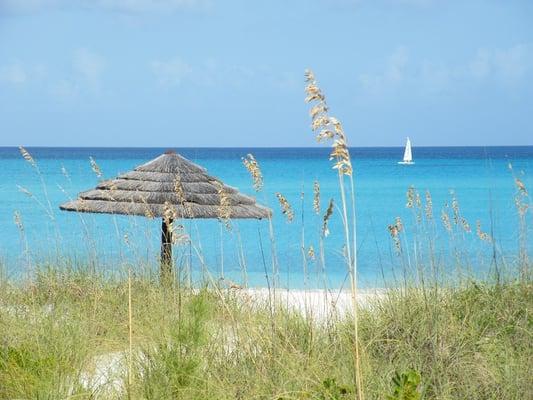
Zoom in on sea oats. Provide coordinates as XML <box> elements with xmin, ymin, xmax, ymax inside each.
<box><xmin>414</xmin><ymin>191</ymin><xmax>423</xmax><ymax>223</ymax></box>
<box><xmin>425</xmin><ymin>190</ymin><xmax>433</xmax><ymax>220</ymax></box>
<box><xmin>514</xmin><ymin>196</ymin><xmax>529</xmax><ymax>217</ymax></box>
<box><xmin>476</xmin><ymin>220</ymin><xmax>492</xmax><ymax>242</ymax></box>
<box><xmin>13</xmin><ymin>211</ymin><xmax>24</xmax><ymax>232</ymax></box>
<box><xmin>451</xmin><ymin>191</ymin><xmax>460</xmax><ymax>225</ymax></box>
<box><xmin>305</xmin><ymin>69</ymin><xmax>353</xmax><ymax>176</ymax></box>
<box><xmin>163</xmin><ymin>201</ymin><xmax>177</xmax><ymax>224</ymax></box>
<box><xmin>317</xmin><ymin>129</ymin><xmax>335</xmax><ymax>141</ymax></box>
<box><xmin>17</xmin><ymin>185</ymin><xmax>33</xmax><ymax>198</ymax></box>
<box><xmin>312</xmin><ymin>116</ymin><xmax>331</xmax><ymax>131</ymax></box>
<box><xmin>89</xmin><ymin>156</ymin><xmax>103</xmax><ymax>178</ymax></box>
<box><xmin>216</xmin><ymin>181</ymin><xmax>232</xmax><ymax>230</ymax></box>
<box><xmin>415</xmin><ymin>192</ymin><xmax>422</xmax><ymax>209</ymax></box>
<box><xmin>59</xmin><ymin>165</ymin><xmax>69</xmax><ymax>180</ymax></box>
<box><xmin>515</xmin><ymin>178</ymin><xmax>527</xmax><ymax>195</ymax></box>
<box><xmin>322</xmin><ymin>198</ymin><xmax>334</xmax><ymax>237</ymax></box>
<box><xmin>174</xmin><ymin>175</ymin><xmax>193</xmax><ymax>217</ymax></box>
<box><xmin>387</xmin><ymin>217</ymin><xmax>403</xmax><ymax>254</ymax></box>
<box><xmin>310</xmin><ymin>104</ymin><xmax>328</xmax><ymax>119</ymax></box>
<box><xmin>313</xmin><ymin>180</ymin><xmax>321</xmax><ymax>214</ymax></box>
<box><xmin>19</xmin><ymin>146</ymin><xmax>36</xmax><ymax>167</ymax></box>
<box><xmin>275</xmin><ymin>192</ymin><xmax>294</xmax><ymax>223</ymax></box>
<box><xmin>395</xmin><ymin>216</ymin><xmax>403</xmax><ymax>232</ymax></box>
<box><xmin>242</xmin><ymin>154</ymin><xmax>263</xmax><ymax>192</ymax></box>
<box><xmin>172</xmin><ymin>224</ymin><xmax>190</xmax><ymax>245</ymax></box>
<box><xmin>304</xmin><ymin>69</ymin><xmax>315</xmax><ymax>82</ymax></box>
<box><xmin>173</xmin><ymin>175</ymin><xmax>186</xmax><ymax>204</ymax></box>
<box><xmin>406</xmin><ymin>186</ymin><xmax>415</xmax><ymax>208</ymax></box>
<box><xmin>140</xmin><ymin>197</ymin><xmax>154</xmax><ymax>219</ymax></box>
<box><xmin>460</xmin><ymin>217</ymin><xmax>471</xmax><ymax>233</ymax></box>
<box><xmin>330</xmin><ymin>138</ymin><xmax>352</xmax><ymax>176</ymax></box>
<box><xmin>441</xmin><ymin>208</ymin><xmax>452</xmax><ymax>232</ymax></box>
<box><xmin>307</xmin><ymin>245</ymin><xmax>315</xmax><ymax>261</ymax></box>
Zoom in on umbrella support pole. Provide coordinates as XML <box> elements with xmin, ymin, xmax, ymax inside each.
<box><xmin>161</xmin><ymin>218</ymin><xmax>173</xmax><ymax>282</ymax></box>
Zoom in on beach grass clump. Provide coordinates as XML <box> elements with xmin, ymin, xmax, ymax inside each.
<box><xmin>357</xmin><ymin>281</ymin><xmax>531</xmax><ymax>399</ymax></box>
<box><xmin>0</xmin><ymin>266</ymin><xmax>530</xmax><ymax>399</ymax></box>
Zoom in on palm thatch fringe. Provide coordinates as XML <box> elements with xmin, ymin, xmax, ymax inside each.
<box><xmin>60</xmin><ymin>199</ymin><xmax>270</xmax><ymax>219</ymax></box>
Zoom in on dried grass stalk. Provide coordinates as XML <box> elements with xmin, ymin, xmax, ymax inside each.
<box><xmin>275</xmin><ymin>192</ymin><xmax>294</xmax><ymax>223</ymax></box>
<box><xmin>89</xmin><ymin>156</ymin><xmax>103</xmax><ymax>178</ymax></box>
<box><xmin>242</xmin><ymin>154</ymin><xmax>263</xmax><ymax>192</ymax></box>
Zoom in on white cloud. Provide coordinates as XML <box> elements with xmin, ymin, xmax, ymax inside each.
<box><xmin>149</xmin><ymin>57</ymin><xmax>295</xmax><ymax>89</ymax></box>
<box><xmin>49</xmin><ymin>79</ymin><xmax>79</xmax><ymax>98</ymax></box>
<box><xmin>0</xmin><ymin>61</ymin><xmax>46</xmax><ymax>86</ymax></box>
<box><xmin>47</xmin><ymin>48</ymin><xmax>105</xmax><ymax>98</ymax></box>
<box><xmin>0</xmin><ymin>63</ymin><xmax>28</xmax><ymax>85</ymax></box>
<box><xmin>469</xmin><ymin>45</ymin><xmax>533</xmax><ymax>83</ymax></box>
<box><xmin>359</xmin><ymin>46</ymin><xmax>408</xmax><ymax>93</ymax></box>
<box><xmin>73</xmin><ymin>48</ymin><xmax>106</xmax><ymax>88</ymax></box>
<box><xmin>469</xmin><ymin>49</ymin><xmax>491</xmax><ymax>80</ymax></box>
<box><xmin>0</xmin><ymin>0</ymin><xmax>207</xmax><ymax>15</ymax></box>
<box><xmin>359</xmin><ymin>43</ymin><xmax>533</xmax><ymax>95</ymax></box>
<box><xmin>91</xmin><ymin>0</ymin><xmax>205</xmax><ymax>13</ymax></box>
<box><xmin>151</xmin><ymin>58</ymin><xmax>192</xmax><ymax>87</ymax></box>
<box><xmin>492</xmin><ymin>44</ymin><xmax>532</xmax><ymax>82</ymax></box>
<box><xmin>325</xmin><ymin>0</ymin><xmax>435</xmax><ymax>10</ymax></box>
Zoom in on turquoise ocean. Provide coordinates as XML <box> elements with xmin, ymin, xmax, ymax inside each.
<box><xmin>0</xmin><ymin>146</ymin><xmax>531</xmax><ymax>288</ymax></box>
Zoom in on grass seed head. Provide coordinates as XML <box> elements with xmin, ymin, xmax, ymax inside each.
<box><xmin>313</xmin><ymin>180</ymin><xmax>321</xmax><ymax>214</ymax></box>
<box><xmin>171</xmin><ymin>224</ymin><xmax>190</xmax><ymax>245</ymax></box>
<box><xmin>61</xmin><ymin>164</ymin><xmax>70</xmax><ymax>180</ymax></box>
<box><xmin>476</xmin><ymin>220</ymin><xmax>492</xmax><ymax>242</ymax></box>
<box><xmin>515</xmin><ymin>178</ymin><xmax>527</xmax><ymax>195</ymax></box>
<box><xmin>17</xmin><ymin>185</ymin><xmax>33</xmax><ymax>198</ymax></box>
<box><xmin>19</xmin><ymin>146</ymin><xmax>36</xmax><ymax>167</ymax></box>
<box><xmin>388</xmin><ymin>217</ymin><xmax>403</xmax><ymax>254</ymax></box>
<box><xmin>406</xmin><ymin>186</ymin><xmax>415</xmax><ymax>208</ymax></box>
<box><xmin>140</xmin><ymin>197</ymin><xmax>154</xmax><ymax>219</ymax></box>
<box><xmin>174</xmin><ymin>175</ymin><xmax>193</xmax><ymax>217</ymax></box>
<box><xmin>425</xmin><ymin>190</ymin><xmax>433</xmax><ymax>220</ymax></box>
<box><xmin>308</xmin><ymin>245</ymin><xmax>315</xmax><ymax>260</ymax></box>
<box><xmin>322</xmin><ymin>198</ymin><xmax>334</xmax><ymax>237</ymax></box>
<box><xmin>451</xmin><ymin>191</ymin><xmax>460</xmax><ymax>225</ymax></box>
<box><xmin>216</xmin><ymin>181</ymin><xmax>232</xmax><ymax>230</ymax></box>
<box><xmin>275</xmin><ymin>192</ymin><xmax>294</xmax><ymax>223</ymax></box>
<box><xmin>13</xmin><ymin>211</ymin><xmax>24</xmax><ymax>232</ymax></box>
<box><xmin>461</xmin><ymin>217</ymin><xmax>471</xmax><ymax>233</ymax></box>
<box><xmin>415</xmin><ymin>192</ymin><xmax>422</xmax><ymax>209</ymax></box>
<box><xmin>441</xmin><ymin>207</ymin><xmax>452</xmax><ymax>232</ymax></box>
<box><xmin>163</xmin><ymin>201</ymin><xmax>176</xmax><ymax>224</ymax></box>
<box><xmin>242</xmin><ymin>154</ymin><xmax>263</xmax><ymax>192</ymax></box>
<box><xmin>89</xmin><ymin>156</ymin><xmax>103</xmax><ymax>178</ymax></box>
<box><xmin>304</xmin><ymin>69</ymin><xmax>353</xmax><ymax>176</ymax></box>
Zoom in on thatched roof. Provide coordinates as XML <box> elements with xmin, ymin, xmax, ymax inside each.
<box><xmin>60</xmin><ymin>152</ymin><xmax>271</xmax><ymax>219</ymax></box>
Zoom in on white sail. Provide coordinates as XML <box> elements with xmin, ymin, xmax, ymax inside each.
<box><xmin>398</xmin><ymin>137</ymin><xmax>414</xmax><ymax>164</ymax></box>
<box><xmin>403</xmin><ymin>137</ymin><xmax>412</xmax><ymax>162</ymax></box>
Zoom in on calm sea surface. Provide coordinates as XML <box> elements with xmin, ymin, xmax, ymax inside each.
<box><xmin>0</xmin><ymin>146</ymin><xmax>531</xmax><ymax>288</ymax></box>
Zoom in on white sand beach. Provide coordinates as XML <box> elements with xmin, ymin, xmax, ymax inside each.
<box><xmin>236</xmin><ymin>288</ymin><xmax>386</xmax><ymax>321</ymax></box>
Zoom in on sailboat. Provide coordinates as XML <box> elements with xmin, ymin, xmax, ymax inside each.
<box><xmin>398</xmin><ymin>137</ymin><xmax>414</xmax><ymax>165</ymax></box>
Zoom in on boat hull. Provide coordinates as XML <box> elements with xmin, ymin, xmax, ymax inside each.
<box><xmin>398</xmin><ymin>161</ymin><xmax>415</xmax><ymax>165</ymax></box>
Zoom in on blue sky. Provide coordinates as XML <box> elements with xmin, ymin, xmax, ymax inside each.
<box><xmin>1</xmin><ymin>0</ymin><xmax>532</xmax><ymax>147</ymax></box>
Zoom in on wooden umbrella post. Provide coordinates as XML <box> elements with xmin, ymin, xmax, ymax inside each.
<box><xmin>161</xmin><ymin>218</ymin><xmax>173</xmax><ymax>282</ymax></box>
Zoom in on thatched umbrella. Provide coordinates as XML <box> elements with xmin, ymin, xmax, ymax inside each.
<box><xmin>60</xmin><ymin>151</ymin><xmax>271</xmax><ymax>278</ymax></box>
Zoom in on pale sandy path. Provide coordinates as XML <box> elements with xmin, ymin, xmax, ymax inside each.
<box><xmin>234</xmin><ymin>287</ymin><xmax>386</xmax><ymax>321</ymax></box>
